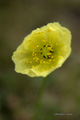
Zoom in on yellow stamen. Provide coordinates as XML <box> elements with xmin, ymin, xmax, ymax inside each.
<box><xmin>42</xmin><ymin>40</ymin><xmax>46</xmax><ymax>42</ymax></box>
<box><xmin>47</xmin><ymin>53</ymin><xmax>51</xmax><ymax>55</ymax></box>
<box><xmin>40</xmin><ymin>60</ymin><xmax>43</xmax><ymax>63</ymax></box>
<box><xmin>36</xmin><ymin>58</ymin><xmax>39</xmax><ymax>60</ymax></box>
<box><xmin>37</xmin><ymin>45</ymin><xmax>39</xmax><ymax>47</ymax></box>
<box><xmin>49</xmin><ymin>59</ymin><xmax>51</xmax><ymax>62</ymax></box>
<box><xmin>43</xmin><ymin>61</ymin><xmax>46</xmax><ymax>63</ymax></box>
<box><xmin>51</xmin><ymin>56</ymin><xmax>53</xmax><ymax>58</ymax></box>
<box><xmin>47</xmin><ymin>47</ymin><xmax>51</xmax><ymax>50</ymax></box>
<box><xmin>40</xmin><ymin>61</ymin><xmax>42</xmax><ymax>63</ymax></box>
<box><xmin>32</xmin><ymin>66</ymin><xmax>34</xmax><ymax>68</ymax></box>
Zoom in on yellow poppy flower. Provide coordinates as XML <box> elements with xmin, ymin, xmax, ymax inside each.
<box><xmin>12</xmin><ymin>22</ymin><xmax>72</xmax><ymax>77</ymax></box>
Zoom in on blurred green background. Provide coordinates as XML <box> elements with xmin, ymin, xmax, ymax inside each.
<box><xmin>0</xmin><ymin>0</ymin><xmax>80</xmax><ymax>120</ymax></box>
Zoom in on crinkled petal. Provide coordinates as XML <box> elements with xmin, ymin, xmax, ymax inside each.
<box><xmin>12</xmin><ymin>22</ymin><xmax>72</xmax><ymax>77</ymax></box>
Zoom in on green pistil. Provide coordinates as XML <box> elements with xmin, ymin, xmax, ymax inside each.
<box><xmin>40</xmin><ymin>44</ymin><xmax>53</xmax><ymax>59</ymax></box>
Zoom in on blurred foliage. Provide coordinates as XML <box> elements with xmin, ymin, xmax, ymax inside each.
<box><xmin>0</xmin><ymin>0</ymin><xmax>80</xmax><ymax>120</ymax></box>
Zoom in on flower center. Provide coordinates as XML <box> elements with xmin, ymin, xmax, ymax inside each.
<box><xmin>40</xmin><ymin>44</ymin><xmax>54</xmax><ymax>59</ymax></box>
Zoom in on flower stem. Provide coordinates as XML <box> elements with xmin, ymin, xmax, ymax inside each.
<box><xmin>32</xmin><ymin>77</ymin><xmax>47</xmax><ymax>120</ymax></box>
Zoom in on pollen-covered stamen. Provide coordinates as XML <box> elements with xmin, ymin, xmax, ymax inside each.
<box><xmin>31</xmin><ymin>45</ymin><xmax>41</xmax><ymax>66</ymax></box>
<box><xmin>40</xmin><ymin>44</ymin><xmax>54</xmax><ymax>59</ymax></box>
